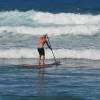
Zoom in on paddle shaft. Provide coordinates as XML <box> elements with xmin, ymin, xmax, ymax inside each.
<box><xmin>47</xmin><ymin>36</ymin><xmax>57</xmax><ymax>62</ymax></box>
<box><xmin>51</xmin><ymin>49</ymin><xmax>57</xmax><ymax>62</ymax></box>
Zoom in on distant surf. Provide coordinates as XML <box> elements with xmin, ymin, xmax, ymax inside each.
<box><xmin>0</xmin><ymin>10</ymin><xmax>100</xmax><ymax>36</ymax></box>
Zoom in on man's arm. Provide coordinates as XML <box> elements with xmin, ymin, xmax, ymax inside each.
<box><xmin>45</xmin><ymin>41</ymin><xmax>52</xmax><ymax>50</ymax></box>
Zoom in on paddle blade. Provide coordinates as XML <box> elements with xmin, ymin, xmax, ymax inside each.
<box><xmin>54</xmin><ymin>61</ymin><xmax>61</xmax><ymax>65</ymax></box>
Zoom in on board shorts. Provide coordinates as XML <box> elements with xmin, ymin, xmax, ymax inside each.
<box><xmin>38</xmin><ymin>48</ymin><xmax>45</xmax><ymax>56</ymax></box>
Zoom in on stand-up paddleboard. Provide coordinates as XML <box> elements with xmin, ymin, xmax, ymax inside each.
<box><xmin>23</xmin><ymin>61</ymin><xmax>61</xmax><ymax>69</ymax></box>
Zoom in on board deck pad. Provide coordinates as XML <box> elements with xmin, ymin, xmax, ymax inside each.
<box><xmin>23</xmin><ymin>62</ymin><xmax>61</xmax><ymax>68</ymax></box>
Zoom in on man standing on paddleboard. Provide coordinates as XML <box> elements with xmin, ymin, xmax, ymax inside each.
<box><xmin>37</xmin><ymin>34</ymin><xmax>52</xmax><ymax>66</ymax></box>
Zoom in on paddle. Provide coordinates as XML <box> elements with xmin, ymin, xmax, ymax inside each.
<box><xmin>46</xmin><ymin>35</ymin><xmax>59</xmax><ymax>64</ymax></box>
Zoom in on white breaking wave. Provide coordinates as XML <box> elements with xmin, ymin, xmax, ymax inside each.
<box><xmin>31</xmin><ymin>11</ymin><xmax>100</xmax><ymax>25</ymax></box>
<box><xmin>0</xmin><ymin>48</ymin><xmax>100</xmax><ymax>60</ymax></box>
<box><xmin>0</xmin><ymin>10</ymin><xmax>100</xmax><ymax>36</ymax></box>
<box><xmin>0</xmin><ymin>25</ymin><xmax>99</xmax><ymax>36</ymax></box>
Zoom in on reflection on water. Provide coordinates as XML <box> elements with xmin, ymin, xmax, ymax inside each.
<box><xmin>36</xmin><ymin>68</ymin><xmax>47</xmax><ymax>96</ymax></box>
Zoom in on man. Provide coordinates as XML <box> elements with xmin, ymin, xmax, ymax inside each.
<box><xmin>37</xmin><ymin>34</ymin><xmax>52</xmax><ymax>66</ymax></box>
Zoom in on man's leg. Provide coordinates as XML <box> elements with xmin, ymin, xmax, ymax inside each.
<box><xmin>42</xmin><ymin>55</ymin><xmax>45</xmax><ymax>65</ymax></box>
<box><xmin>38</xmin><ymin>55</ymin><xmax>41</xmax><ymax>65</ymax></box>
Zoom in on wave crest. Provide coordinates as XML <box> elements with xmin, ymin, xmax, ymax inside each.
<box><xmin>0</xmin><ymin>10</ymin><xmax>100</xmax><ymax>36</ymax></box>
<box><xmin>0</xmin><ymin>48</ymin><xmax>100</xmax><ymax>60</ymax></box>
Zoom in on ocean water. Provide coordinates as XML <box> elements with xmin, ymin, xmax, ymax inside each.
<box><xmin>0</xmin><ymin>0</ymin><xmax>100</xmax><ymax>100</ymax></box>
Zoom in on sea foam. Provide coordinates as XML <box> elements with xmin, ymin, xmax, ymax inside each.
<box><xmin>0</xmin><ymin>10</ymin><xmax>100</xmax><ymax>36</ymax></box>
<box><xmin>0</xmin><ymin>48</ymin><xmax>100</xmax><ymax>60</ymax></box>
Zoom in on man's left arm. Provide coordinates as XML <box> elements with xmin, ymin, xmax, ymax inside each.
<box><xmin>45</xmin><ymin>41</ymin><xmax>52</xmax><ymax>50</ymax></box>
